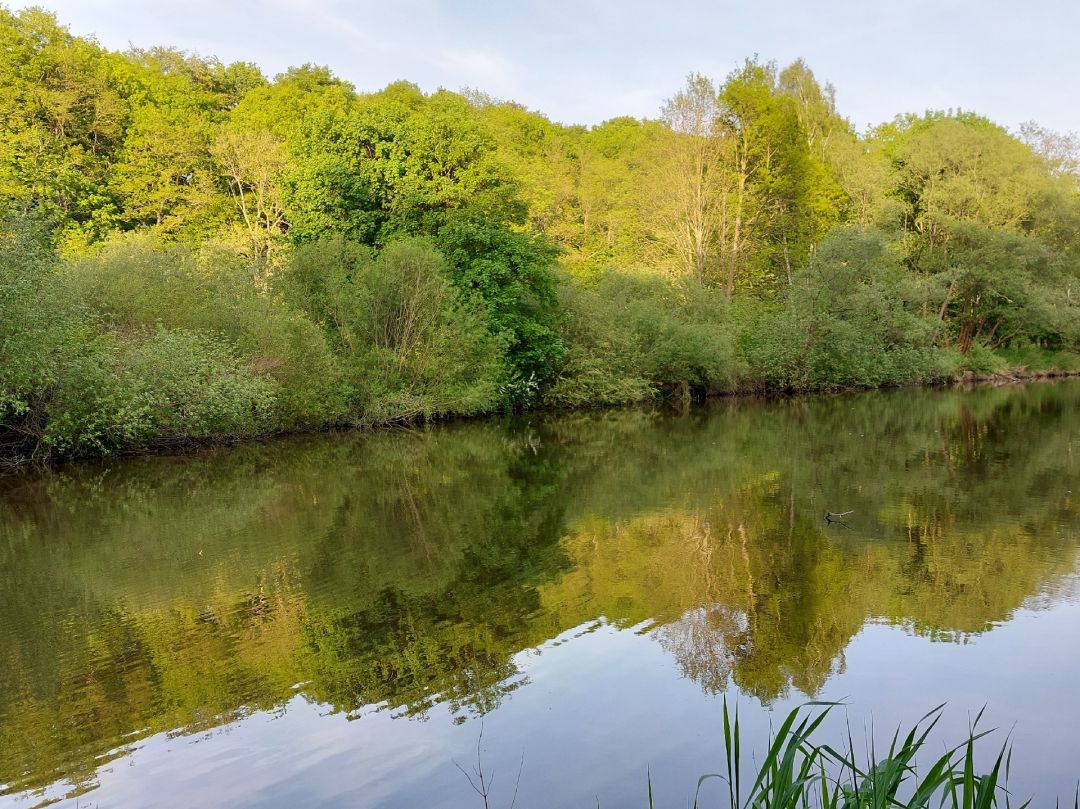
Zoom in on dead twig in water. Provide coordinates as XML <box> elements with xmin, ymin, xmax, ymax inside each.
<box><xmin>454</xmin><ymin>721</ymin><xmax>525</xmax><ymax>809</ymax></box>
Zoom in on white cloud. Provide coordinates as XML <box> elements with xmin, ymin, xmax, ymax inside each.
<box><xmin>431</xmin><ymin>47</ymin><xmax>518</xmax><ymax>94</ymax></box>
<box><xmin>11</xmin><ymin>0</ymin><xmax>1080</xmax><ymax>132</ymax></box>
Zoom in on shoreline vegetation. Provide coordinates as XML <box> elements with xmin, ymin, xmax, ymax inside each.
<box><xmin>458</xmin><ymin>702</ymin><xmax>1080</xmax><ymax>807</ymax></box>
<box><xmin>650</xmin><ymin>702</ymin><xmax>1080</xmax><ymax>809</ymax></box>
<box><xmin>4</xmin><ymin>361</ymin><xmax>1080</xmax><ymax>472</ymax></box>
<box><xmin>3</xmin><ymin>6</ymin><xmax>1080</xmax><ymax>463</ymax></box>
<box><xmin>457</xmin><ymin>702</ymin><xmax>1080</xmax><ymax>808</ymax></box>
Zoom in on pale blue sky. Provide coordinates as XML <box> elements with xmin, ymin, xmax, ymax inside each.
<box><xmin>14</xmin><ymin>0</ymin><xmax>1080</xmax><ymax>134</ymax></box>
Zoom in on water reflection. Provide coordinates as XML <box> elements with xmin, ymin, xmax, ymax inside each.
<box><xmin>1</xmin><ymin>382</ymin><xmax>1078</xmax><ymax>805</ymax></box>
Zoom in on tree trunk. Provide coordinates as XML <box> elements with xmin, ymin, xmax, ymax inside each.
<box><xmin>957</xmin><ymin>320</ymin><xmax>975</xmax><ymax>354</ymax></box>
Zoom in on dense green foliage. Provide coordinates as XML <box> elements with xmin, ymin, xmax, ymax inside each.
<box><xmin>282</xmin><ymin>237</ymin><xmax>507</xmax><ymax>421</ymax></box>
<box><xmin>2</xmin><ymin>7</ymin><xmax>1079</xmax><ymax>456</ymax></box>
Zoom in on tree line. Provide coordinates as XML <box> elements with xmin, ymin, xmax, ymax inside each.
<box><xmin>2</xmin><ymin>6</ymin><xmax>1079</xmax><ymax>457</ymax></box>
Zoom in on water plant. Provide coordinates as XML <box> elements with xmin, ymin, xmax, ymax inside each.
<box><xmin>649</xmin><ymin>701</ymin><xmax>1080</xmax><ymax>809</ymax></box>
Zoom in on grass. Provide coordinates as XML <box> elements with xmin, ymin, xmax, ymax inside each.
<box><xmin>994</xmin><ymin>347</ymin><xmax>1080</xmax><ymax>376</ymax></box>
<box><xmin>644</xmin><ymin>702</ymin><xmax>1080</xmax><ymax>809</ymax></box>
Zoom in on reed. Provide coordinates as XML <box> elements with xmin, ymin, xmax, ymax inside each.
<box><xmin>664</xmin><ymin>701</ymin><xmax>1080</xmax><ymax>809</ymax></box>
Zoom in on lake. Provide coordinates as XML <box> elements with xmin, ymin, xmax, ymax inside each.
<box><xmin>1</xmin><ymin>381</ymin><xmax>1079</xmax><ymax>808</ymax></box>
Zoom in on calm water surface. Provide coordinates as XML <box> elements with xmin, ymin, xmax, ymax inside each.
<box><xmin>2</xmin><ymin>382</ymin><xmax>1080</xmax><ymax>807</ymax></box>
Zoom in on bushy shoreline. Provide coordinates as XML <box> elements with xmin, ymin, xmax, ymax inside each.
<box><xmin>3</xmin><ymin>8</ymin><xmax>1079</xmax><ymax>462</ymax></box>
<box><xmin>4</xmin><ymin>218</ymin><xmax>1078</xmax><ymax>463</ymax></box>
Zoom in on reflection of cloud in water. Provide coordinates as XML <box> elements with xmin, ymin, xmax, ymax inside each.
<box><xmin>1021</xmin><ymin>570</ymin><xmax>1080</xmax><ymax>611</ymax></box>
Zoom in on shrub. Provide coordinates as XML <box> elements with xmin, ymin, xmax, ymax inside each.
<box><xmin>43</xmin><ymin>328</ymin><xmax>278</xmax><ymax>455</ymax></box>
<box><xmin>0</xmin><ymin>213</ymin><xmax>85</xmax><ymax>429</ymax></box>
<box><xmin>282</xmin><ymin>237</ymin><xmax>508</xmax><ymax>422</ymax></box>
<box><xmin>995</xmin><ymin>344</ymin><xmax>1080</xmax><ymax>373</ymax></box>
<box><xmin>435</xmin><ymin>216</ymin><xmax>565</xmax><ymax>403</ymax></box>
<box><xmin>740</xmin><ymin>227</ymin><xmax>944</xmax><ymax>390</ymax></box>
<box><xmin>962</xmin><ymin>341</ymin><xmax>1009</xmax><ymax>376</ymax></box>
<box><xmin>546</xmin><ymin>275</ymin><xmax>652</xmax><ymax>407</ymax></box>
<box><xmin>62</xmin><ymin>234</ymin><xmax>347</xmax><ymax>428</ymax></box>
<box><xmin>548</xmin><ymin>270</ymin><xmax>738</xmax><ymax>406</ymax></box>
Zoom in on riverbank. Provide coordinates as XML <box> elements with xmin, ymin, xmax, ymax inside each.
<box><xmin>6</xmin><ymin>190</ymin><xmax>1080</xmax><ymax>466</ymax></box>
<box><xmin>5</xmin><ymin>217</ymin><xmax>1080</xmax><ymax>467</ymax></box>
<box><xmin>6</xmin><ymin>7</ymin><xmax>1080</xmax><ymax>468</ymax></box>
<box><xmin>4</xmin><ymin>349</ymin><xmax>1078</xmax><ymax>470</ymax></box>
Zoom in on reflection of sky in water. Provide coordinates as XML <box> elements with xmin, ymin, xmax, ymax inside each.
<box><xmin>25</xmin><ymin>596</ymin><xmax>1080</xmax><ymax>809</ymax></box>
<box><xmin>3</xmin><ymin>382</ymin><xmax>1080</xmax><ymax>808</ymax></box>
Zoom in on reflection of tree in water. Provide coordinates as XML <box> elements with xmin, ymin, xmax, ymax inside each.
<box><xmin>550</xmin><ymin>481</ymin><xmax>1079</xmax><ymax>703</ymax></box>
<box><xmin>657</xmin><ymin>604</ymin><xmax>741</xmax><ymax>694</ymax></box>
<box><xmin>0</xmin><ymin>422</ymin><xmax>576</xmax><ymax>798</ymax></box>
<box><xmin>542</xmin><ymin>381</ymin><xmax>1080</xmax><ymax>700</ymax></box>
<box><xmin>2</xmin><ymin>382</ymin><xmax>1080</xmax><ymax>799</ymax></box>
<box><xmin>542</xmin><ymin>501</ymin><xmax>865</xmax><ymax>703</ymax></box>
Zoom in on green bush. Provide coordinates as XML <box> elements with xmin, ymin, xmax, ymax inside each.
<box><xmin>435</xmin><ymin>216</ymin><xmax>565</xmax><ymax>403</ymax></box>
<box><xmin>283</xmin><ymin>237</ymin><xmax>508</xmax><ymax>422</ymax></box>
<box><xmin>43</xmin><ymin>328</ymin><xmax>278</xmax><ymax>455</ymax></box>
<box><xmin>548</xmin><ymin>270</ymin><xmax>738</xmax><ymax>406</ymax></box>
<box><xmin>739</xmin><ymin>227</ymin><xmax>946</xmax><ymax>390</ymax></box>
<box><xmin>62</xmin><ymin>234</ymin><xmax>347</xmax><ymax>428</ymax></box>
<box><xmin>545</xmin><ymin>275</ymin><xmax>653</xmax><ymax>407</ymax></box>
<box><xmin>0</xmin><ymin>213</ymin><xmax>85</xmax><ymax>427</ymax></box>
<box><xmin>995</xmin><ymin>344</ymin><xmax>1080</xmax><ymax>373</ymax></box>
<box><xmin>961</xmin><ymin>341</ymin><xmax>1009</xmax><ymax>376</ymax></box>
